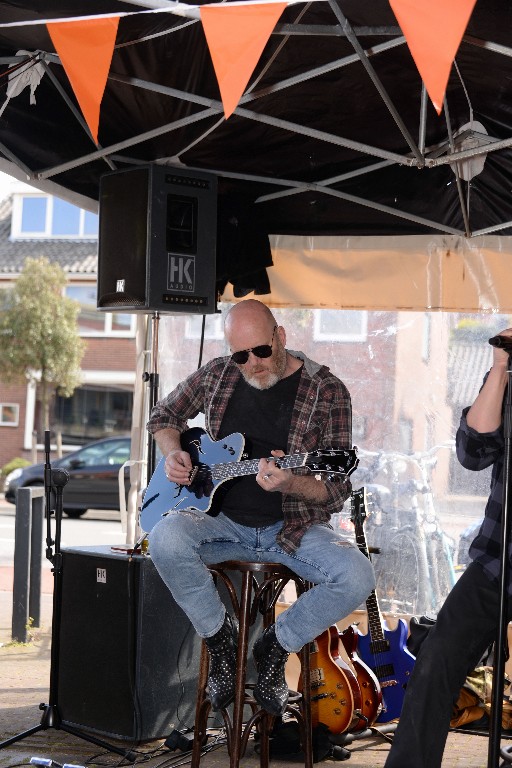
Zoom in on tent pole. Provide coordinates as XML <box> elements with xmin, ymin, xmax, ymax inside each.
<box><xmin>488</xmin><ymin>352</ymin><xmax>512</xmax><ymax>768</ymax></box>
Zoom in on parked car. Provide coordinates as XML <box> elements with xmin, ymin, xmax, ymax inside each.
<box><xmin>4</xmin><ymin>436</ymin><xmax>131</xmax><ymax>517</ymax></box>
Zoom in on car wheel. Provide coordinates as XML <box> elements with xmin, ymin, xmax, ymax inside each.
<box><xmin>64</xmin><ymin>508</ymin><xmax>87</xmax><ymax>518</ymax></box>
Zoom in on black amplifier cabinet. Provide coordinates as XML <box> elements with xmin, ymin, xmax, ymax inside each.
<box><xmin>57</xmin><ymin>546</ymin><xmax>200</xmax><ymax>741</ymax></box>
<box><xmin>97</xmin><ymin>165</ymin><xmax>218</xmax><ymax>314</ymax></box>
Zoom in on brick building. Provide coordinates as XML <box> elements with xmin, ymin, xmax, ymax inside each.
<box><xmin>0</xmin><ymin>179</ymin><xmax>136</xmax><ymax>469</ymax></box>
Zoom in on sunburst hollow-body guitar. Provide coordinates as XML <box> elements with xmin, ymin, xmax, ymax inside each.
<box><xmin>299</xmin><ymin>625</ymin><xmax>364</xmax><ymax>734</ymax></box>
<box><xmin>339</xmin><ymin>623</ymin><xmax>383</xmax><ymax>729</ymax></box>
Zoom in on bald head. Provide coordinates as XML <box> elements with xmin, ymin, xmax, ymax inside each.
<box><xmin>224</xmin><ymin>299</ymin><xmax>276</xmax><ymax>338</ymax></box>
<box><xmin>224</xmin><ymin>300</ymin><xmax>290</xmax><ymax>390</ymax></box>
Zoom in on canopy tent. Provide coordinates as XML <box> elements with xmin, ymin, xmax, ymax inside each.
<box><xmin>1</xmin><ymin>0</ymin><xmax>512</xmax><ymax>312</ymax></box>
<box><xmin>2</xmin><ymin>0</ymin><xmax>511</xmax><ymax>545</ymax></box>
<box><xmin>0</xmin><ymin>0</ymin><xmax>512</xmax><ymax>245</ymax></box>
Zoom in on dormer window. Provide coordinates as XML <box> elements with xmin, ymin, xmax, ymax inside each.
<box><xmin>11</xmin><ymin>193</ymin><xmax>98</xmax><ymax>239</ymax></box>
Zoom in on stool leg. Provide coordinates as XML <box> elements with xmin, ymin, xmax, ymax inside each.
<box><xmin>258</xmin><ymin>712</ymin><xmax>272</xmax><ymax>768</ymax></box>
<box><xmin>299</xmin><ymin>642</ymin><xmax>313</xmax><ymax>768</ymax></box>
<box><xmin>228</xmin><ymin>571</ymin><xmax>253</xmax><ymax>768</ymax></box>
<box><xmin>191</xmin><ymin>641</ymin><xmax>211</xmax><ymax>768</ymax></box>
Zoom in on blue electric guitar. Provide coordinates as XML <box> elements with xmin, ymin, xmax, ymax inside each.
<box><xmin>140</xmin><ymin>427</ymin><xmax>359</xmax><ymax>533</ymax></box>
<box><xmin>350</xmin><ymin>487</ymin><xmax>416</xmax><ymax>722</ymax></box>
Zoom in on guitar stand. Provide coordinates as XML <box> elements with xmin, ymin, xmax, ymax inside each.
<box><xmin>0</xmin><ymin>432</ymin><xmax>137</xmax><ymax>763</ymax></box>
<box><xmin>334</xmin><ymin>722</ymin><xmax>397</xmax><ymax>749</ymax></box>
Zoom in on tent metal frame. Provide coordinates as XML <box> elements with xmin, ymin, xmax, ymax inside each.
<box><xmin>0</xmin><ymin>1</ymin><xmax>512</xmax><ymax>236</ymax></box>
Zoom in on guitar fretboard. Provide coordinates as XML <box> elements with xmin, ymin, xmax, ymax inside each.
<box><xmin>351</xmin><ymin>490</ymin><xmax>387</xmax><ymax>647</ymax></box>
<box><xmin>211</xmin><ymin>453</ymin><xmax>308</xmax><ymax>481</ymax></box>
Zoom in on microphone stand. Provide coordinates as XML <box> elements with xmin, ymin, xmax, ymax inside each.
<box><xmin>0</xmin><ymin>431</ymin><xmax>137</xmax><ymax>762</ymax></box>
<box><xmin>488</xmin><ymin>351</ymin><xmax>512</xmax><ymax>768</ymax></box>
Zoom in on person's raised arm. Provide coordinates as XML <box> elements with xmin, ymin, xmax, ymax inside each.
<box><xmin>466</xmin><ymin>328</ymin><xmax>512</xmax><ymax>433</ymax></box>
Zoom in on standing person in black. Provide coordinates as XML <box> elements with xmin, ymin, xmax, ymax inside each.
<box><xmin>384</xmin><ymin>327</ymin><xmax>512</xmax><ymax>768</ymax></box>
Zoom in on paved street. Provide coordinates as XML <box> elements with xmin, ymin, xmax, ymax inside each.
<box><xmin>0</xmin><ymin>494</ymin><xmax>508</xmax><ymax>767</ymax></box>
<box><xmin>0</xmin><ymin>495</ymin><xmax>126</xmax><ymax>566</ymax></box>
<box><xmin>0</xmin><ymin>494</ymin><xmax>127</xmax><ymax>624</ymax></box>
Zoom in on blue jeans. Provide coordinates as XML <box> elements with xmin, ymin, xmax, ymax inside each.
<box><xmin>149</xmin><ymin>511</ymin><xmax>375</xmax><ymax>653</ymax></box>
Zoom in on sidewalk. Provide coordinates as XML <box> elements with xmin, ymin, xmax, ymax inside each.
<box><xmin>0</xmin><ymin>565</ymin><xmax>505</xmax><ymax>768</ymax></box>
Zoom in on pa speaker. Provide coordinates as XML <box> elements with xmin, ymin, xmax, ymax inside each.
<box><xmin>97</xmin><ymin>165</ymin><xmax>218</xmax><ymax>314</ymax></box>
<box><xmin>58</xmin><ymin>546</ymin><xmax>201</xmax><ymax>741</ymax></box>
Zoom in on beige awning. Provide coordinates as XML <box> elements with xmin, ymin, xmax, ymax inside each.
<box><xmin>222</xmin><ymin>234</ymin><xmax>512</xmax><ymax>313</ymax></box>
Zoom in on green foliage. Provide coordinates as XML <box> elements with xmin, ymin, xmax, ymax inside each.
<box><xmin>1</xmin><ymin>457</ymin><xmax>30</xmax><ymax>481</ymax></box>
<box><xmin>0</xmin><ymin>257</ymin><xmax>86</xmax><ymax>429</ymax></box>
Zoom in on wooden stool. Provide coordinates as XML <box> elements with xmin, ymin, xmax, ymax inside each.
<box><xmin>190</xmin><ymin>561</ymin><xmax>313</xmax><ymax>768</ymax></box>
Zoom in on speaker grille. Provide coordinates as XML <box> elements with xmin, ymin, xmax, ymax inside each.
<box><xmin>98</xmin><ymin>292</ymin><xmax>146</xmax><ymax>308</ymax></box>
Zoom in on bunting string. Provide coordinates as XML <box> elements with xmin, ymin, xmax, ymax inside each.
<box><xmin>0</xmin><ymin>0</ymin><xmax>479</xmax><ymax>137</ymax></box>
<box><xmin>0</xmin><ymin>0</ymin><xmax>324</xmax><ymax>28</ymax></box>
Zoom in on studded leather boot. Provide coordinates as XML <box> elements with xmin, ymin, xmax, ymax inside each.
<box><xmin>204</xmin><ymin>613</ymin><xmax>238</xmax><ymax>711</ymax></box>
<box><xmin>253</xmin><ymin>623</ymin><xmax>290</xmax><ymax>716</ymax></box>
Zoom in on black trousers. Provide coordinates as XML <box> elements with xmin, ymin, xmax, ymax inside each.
<box><xmin>384</xmin><ymin>561</ymin><xmax>512</xmax><ymax>768</ymax></box>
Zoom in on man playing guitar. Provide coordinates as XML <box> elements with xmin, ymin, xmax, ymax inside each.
<box><xmin>147</xmin><ymin>299</ymin><xmax>374</xmax><ymax>717</ymax></box>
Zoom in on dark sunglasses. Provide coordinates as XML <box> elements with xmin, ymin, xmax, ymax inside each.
<box><xmin>231</xmin><ymin>326</ymin><xmax>277</xmax><ymax>365</ymax></box>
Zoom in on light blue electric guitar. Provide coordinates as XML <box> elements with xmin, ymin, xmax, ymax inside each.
<box><xmin>140</xmin><ymin>427</ymin><xmax>359</xmax><ymax>533</ymax></box>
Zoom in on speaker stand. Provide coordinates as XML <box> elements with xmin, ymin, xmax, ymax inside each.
<box><xmin>0</xmin><ymin>432</ymin><xmax>137</xmax><ymax>762</ymax></box>
<box><xmin>142</xmin><ymin>311</ymin><xmax>160</xmax><ymax>486</ymax></box>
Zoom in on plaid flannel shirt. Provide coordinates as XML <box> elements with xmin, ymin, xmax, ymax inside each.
<box><xmin>456</xmin><ymin>404</ymin><xmax>512</xmax><ymax>592</ymax></box>
<box><xmin>147</xmin><ymin>350</ymin><xmax>353</xmax><ymax>553</ymax></box>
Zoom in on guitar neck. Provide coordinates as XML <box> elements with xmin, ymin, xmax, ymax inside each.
<box><xmin>353</xmin><ymin>507</ymin><xmax>387</xmax><ymax>648</ymax></box>
<box><xmin>364</xmin><ymin>590</ymin><xmax>387</xmax><ymax>648</ymax></box>
<box><xmin>212</xmin><ymin>453</ymin><xmax>307</xmax><ymax>481</ymax></box>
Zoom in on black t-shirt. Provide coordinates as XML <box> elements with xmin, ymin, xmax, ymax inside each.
<box><xmin>218</xmin><ymin>366</ymin><xmax>302</xmax><ymax>526</ymax></box>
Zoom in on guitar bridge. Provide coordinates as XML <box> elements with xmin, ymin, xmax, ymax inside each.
<box><xmin>189</xmin><ymin>466</ymin><xmax>199</xmax><ymax>483</ymax></box>
<box><xmin>311</xmin><ymin>692</ymin><xmax>335</xmax><ymax>702</ymax></box>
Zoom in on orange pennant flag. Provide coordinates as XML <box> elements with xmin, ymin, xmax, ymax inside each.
<box><xmin>201</xmin><ymin>2</ymin><xmax>286</xmax><ymax>119</ymax></box>
<box><xmin>47</xmin><ymin>17</ymin><xmax>119</xmax><ymax>144</ymax></box>
<box><xmin>389</xmin><ymin>0</ymin><xmax>476</xmax><ymax>114</ymax></box>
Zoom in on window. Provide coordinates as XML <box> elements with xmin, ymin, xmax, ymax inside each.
<box><xmin>66</xmin><ymin>285</ymin><xmax>136</xmax><ymax>337</ymax></box>
<box><xmin>21</xmin><ymin>197</ymin><xmax>46</xmax><ymax>232</ymax></box>
<box><xmin>313</xmin><ymin>309</ymin><xmax>368</xmax><ymax>341</ymax></box>
<box><xmin>52</xmin><ymin>197</ymin><xmax>80</xmax><ymax>235</ymax></box>
<box><xmin>52</xmin><ymin>386</ymin><xmax>133</xmax><ymax>445</ymax></box>
<box><xmin>0</xmin><ymin>403</ymin><xmax>19</xmax><ymax>426</ymax></box>
<box><xmin>11</xmin><ymin>194</ymin><xmax>99</xmax><ymax>239</ymax></box>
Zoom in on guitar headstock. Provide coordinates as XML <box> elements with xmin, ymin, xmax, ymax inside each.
<box><xmin>305</xmin><ymin>448</ymin><xmax>359</xmax><ymax>478</ymax></box>
<box><xmin>350</xmin><ymin>486</ymin><xmax>368</xmax><ymax>527</ymax></box>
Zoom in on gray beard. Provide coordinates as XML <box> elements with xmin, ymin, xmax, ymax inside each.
<box><xmin>242</xmin><ymin>371</ymin><xmax>280</xmax><ymax>390</ymax></box>
<box><xmin>240</xmin><ymin>343</ymin><xmax>288</xmax><ymax>390</ymax></box>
